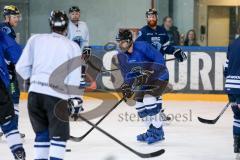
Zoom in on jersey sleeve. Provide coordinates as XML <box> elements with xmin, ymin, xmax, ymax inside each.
<box><xmin>83</xmin><ymin>23</ymin><xmax>89</xmax><ymax>47</ymax></box>
<box><xmin>160</xmin><ymin>30</ymin><xmax>176</xmax><ymax>55</ymax></box>
<box><xmin>3</xmin><ymin>33</ymin><xmax>22</xmax><ymax>64</ymax></box>
<box><xmin>224</xmin><ymin>46</ymin><xmax>230</xmax><ymax>77</ymax></box>
<box><xmin>117</xmin><ymin>53</ymin><xmax>133</xmax><ymax>85</ymax></box>
<box><xmin>144</xmin><ymin>42</ymin><xmax>164</xmax><ymax>64</ymax></box>
<box><xmin>16</xmin><ymin>36</ymin><xmax>35</xmax><ymax>80</ymax></box>
<box><xmin>135</xmin><ymin>29</ymin><xmax>146</xmax><ymax>42</ymax></box>
<box><xmin>64</xmin><ymin>42</ymin><xmax>83</xmax><ymax>98</ymax></box>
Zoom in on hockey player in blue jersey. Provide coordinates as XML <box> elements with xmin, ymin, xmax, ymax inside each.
<box><xmin>136</xmin><ymin>9</ymin><xmax>186</xmax><ymax>60</ymax></box>
<box><xmin>0</xmin><ymin>30</ymin><xmax>25</xmax><ymax>159</ymax></box>
<box><xmin>136</xmin><ymin>8</ymin><xmax>187</xmax><ymax>68</ymax></box>
<box><xmin>136</xmin><ymin>9</ymin><xmax>187</xmax><ymax>122</ymax></box>
<box><xmin>0</xmin><ymin>5</ymin><xmax>25</xmax><ymax>138</ymax></box>
<box><xmin>116</xmin><ymin>29</ymin><xmax>169</xmax><ymax>144</ymax></box>
<box><xmin>224</xmin><ymin>37</ymin><xmax>240</xmax><ymax>159</ymax></box>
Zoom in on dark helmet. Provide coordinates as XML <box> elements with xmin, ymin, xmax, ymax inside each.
<box><xmin>49</xmin><ymin>10</ymin><xmax>68</xmax><ymax>31</ymax></box>
<box><xmin>3</xmin><ymin>5</ymin><xmax>20</xmax><ymax>16</ymax></box>
<box><xmin>145</xmin><ymin>8</ymin><xmax>158</xmax><ymax>18</ymax></box>
<box><xmin>69</xmin><ymin>6</ymin><xmax>80</xmax><ymax>13</ymax></box>
<box><xmin>116</xmin><ymin>29</ymin><xmax>133</xmax><ymax>42</ymax></box>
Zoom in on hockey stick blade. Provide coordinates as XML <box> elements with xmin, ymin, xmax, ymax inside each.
<box><xmin>77</xmin><ymin>114</ymin><xmax>165</xmax><ymax>158</ymax></box>
<box><xmin>197</xmin><ymin>117</ymin><xmax>219</xmax><ymax>124</ymax></box>
<box><xmin>198</xmin><ymin>103</ymin><xmax>230</xmax><ymax>124</ymax></box>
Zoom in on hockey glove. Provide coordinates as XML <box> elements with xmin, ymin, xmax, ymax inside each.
<box><xmin>173</xmin><ymin>49</ymin><xmax>187</xmax><ymax>62</ymax></box>
<box><xmin>82</xmin><ymin>46</ymin><xmax>91</xmax><ymax>61</ymax></box>
<box><xmin>223</xmin><ymin>60</ymin><xmax>229</xmax><ymax>77</ymax></box>
<box><xmin>68</xmin><ymin>97</ymin><xmax>84</xmax><ymax>120</ymax></box>
<box><xmin>7</xmin><ymin>63</ymin><xmax>16</xmax><ymax>81</ymax></box>
<box><xmin>121</xmin><ymin>83</ymin><xmax>134</xmax><ymax>99</ymax></box>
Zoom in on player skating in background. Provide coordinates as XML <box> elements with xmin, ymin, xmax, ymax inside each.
<box><xmin>116</xmin><ymin>29</ymin><xmax>170</xmax><ymax>144</ymax></box>
<box><xmin>0</xmin><ymin>30</ymin><xmax>25</xmax><ymax>159</ymax></box>
<box><xmin>68</xmin><ymin>6</ymin><xmax>89</xmax><ymax>87</ymax></box>
<box><xmin>136</xmin><ymin>8</ymin><xmax>187</xmax><ymax>122</ymax></box>
<box><xmin>0</xmin><ymin>5</ymin><xmax>25</xmax><ymax>138</ymax></box>
<box><xmin>224</xmin><ymin>36</ymin><xmax>240</xmax><ymax>160</ymax></box>
<box><xmin>16</xmin><ymin>11</ymin><xmax>84</xmax><ymax>160</ymax></box>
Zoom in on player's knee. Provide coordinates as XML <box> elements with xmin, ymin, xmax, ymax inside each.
<box><xmin>35</xmin><ymin>129</ymin><xmax>49</xmax><ymax>142</ymax></box>
<box><xmin>1</xmin><ymin>116</ymin><xmax>18</xmax><ymax>134</ymax></box>
<box><xmin>232</xmin><ymin>104</ymin><xmax>240</xmax><ymax>119</ymax></box>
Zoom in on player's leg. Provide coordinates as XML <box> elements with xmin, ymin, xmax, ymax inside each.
<box><xmin>45</xmin><ymin>95</ymin><xmax>69</xmax><ymax>160</ymax></box>
<box><xmin>28</xmin><ymin>92</ymin><xmax>50</xmax><ymax>160</ymax></box>
<box><xmin>139</xmin><ymin>80</ymin><xmax>168</xmax><ymax>144</ymax></box>
<box><xmin>0</xmin><ymin>80</ymin><xmax>25</xmax><ymax>159</ymax></box>
<box><xmin>9</xmin><ymin>69</ymin><xmax>25</xmax><ymax>138</ymax></box>
<box><xmin>229</xmin><ymin>94</ymin><xmax>240</xmax><ymax>158</ymax></box>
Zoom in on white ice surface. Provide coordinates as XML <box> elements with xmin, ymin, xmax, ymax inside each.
<box><xmin>0</xmin><ymin>99</ymin><xmax>235</xmax><ymax>160</ymax></box>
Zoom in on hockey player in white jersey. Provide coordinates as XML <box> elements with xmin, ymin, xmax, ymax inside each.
<box><xmin>16</xmin><ymin>11</ymin><xmax>84</xmax><ymax>160</ymax></box>
<box><xmin>67</xmin><ymin>6</ymin><xmax>89</xmax><ymax>88</ymax></box>
<box><xmin>67</xmin><ymin>6</ymin><xmax>89</xmax><ymax>49</ymax></box>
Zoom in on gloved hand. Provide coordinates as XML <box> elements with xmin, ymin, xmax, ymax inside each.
<box><xmin>173</xmin><ymin>49</ymin><xmax>187</xmax><ymax>62</ymax></box>
<box><xmin>120</xmin><ymin>83</ymin><xmax>133</xmax><ymax>99</ymax></box>
<box><xmin>82</xmin><ymin>46</ymin><xmax>91</xmax><ymax>61</ymax></box>
<box><xmin>223</xmin><ymin>60</ymin><xmax>229</xmax><ymax>77</ymax></box>
<box><xmin>7</xmin><ymin>63</ymin><xmax>16</xmax><ymax>80</ymax></box>
<box><xmin>68</xmin><ymin>97</ymin><xmax>84</xmax><ymax>120</ymax></box>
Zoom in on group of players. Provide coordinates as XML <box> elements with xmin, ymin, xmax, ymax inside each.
<box><xmin>1</xmin><ymin>3</ymin><xmax>240</xmax><ymax>160</ymax></box>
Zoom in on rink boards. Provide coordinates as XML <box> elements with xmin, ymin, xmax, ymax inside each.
<box><xmin>18</xmin><ymin>46</ymin><xmax>229</xmax><ymax>100</ymax></box>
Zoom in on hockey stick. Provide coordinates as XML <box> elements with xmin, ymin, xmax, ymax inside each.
<box><xmin>69</xmin><ymin>96</ymin><xmax>125</xmax><ymax>142</ymax></box>
<box><xmin>198</xmin><ymin>103</ymin><xmax>230</xmax><ymax>124</ymax></box>
<box><xmin>77</xmin><ymin>113</ymin><xmax>165</xmax><ymax>158</ymax></box>
<box><xmin>87</xmin><ymin>58</ymin><xmax>176</xmax><ymax>74</ymax></box>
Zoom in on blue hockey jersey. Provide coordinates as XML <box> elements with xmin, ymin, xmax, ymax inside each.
<box><xmin>136</xmin><ymin>25</ymin><xmax>175</xmax><ymax>55</ymax></box>
<box><xmin>0</xmin><ymin>22</ymin><xmax>16</xmax><ymax>40</ymax></box>
<box><xmin>117</xmin><ymin>41</ymin><xmax>168</xmax><ymax>85</ymax></box>
<box><xmin>225</xmin><ymin>37</ymin><xmax>240</xmax><ymax>94</ymax></box>
<box><xmin>0</xmin><ymin>31</ymin><xmax>22</xmax><ymax>88</ymax></box>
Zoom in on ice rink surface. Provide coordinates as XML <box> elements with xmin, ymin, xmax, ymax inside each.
<box><xmin>0</xmin><ymin>98</ymin><xmax>234</xmax><ymax>160</ymax></box>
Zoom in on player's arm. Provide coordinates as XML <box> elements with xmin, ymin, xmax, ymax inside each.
<box><xmin>117</xmin><ymin>53</ymin><xmax>131</xmax><ymax>84</ymax></box>
<box><xmin>224</xmin><ymin>46</ymin><xmax>230</xmax><ymax>77</ymax></box>
<box><xmin>144</xmin><ymin>42</ymin><xmax>165</xmax><ymax>64</ymax></box>
<box><xmin>84</xmin><ymin>23</ymin><xmax>89</xmax><ymax>47</ymax></box>
<box><xmin>161</xmin><ymin>30</ymin><xmax>187</xmax><ymax>62</ymax></box>
<box><xmin>65</xmin><ymin>43</ymin><xmax>83</xmax><ymax>96</ymax></box>
<box><xmin>1</xmin><ymin>31</ymin><xmax>22</xmax><ymax>64</ymax></box>
<box><xmin>135</xmin><ymin>29</ymin><xmax>146</xmax><ymax>42</ymax></box>
<box><xmin>15</xmin><ymin>37</ymin><xmax>34</xmax><ymax>80</ymax></box>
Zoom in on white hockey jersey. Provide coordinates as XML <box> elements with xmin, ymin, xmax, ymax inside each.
<box><xmin>67</xmin><ymin>21</ymin><xmax>89</xmax><ymax>49</ymax></box>
<box><xmin>16</xmin><ymin>32</ymin><xmax>83</xmax><ymax>100</ymax></box>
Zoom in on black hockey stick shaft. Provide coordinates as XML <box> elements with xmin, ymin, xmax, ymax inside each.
<box><xmin>90</xmin><ymin>58</ymin><xmax>176</xmax><ymax>74</ymax></box>
<box><xmin>70</xmin><ymin>97</ymin><xmax>125</xmax><ymax>142</ymax></box>
<box><xmin>77</xmin><ymin>114</ymin><xmax>165</xmax><ymax>158</ymax></box>
<box><xmin>198</xmin><ymin>103</ymin><xmax>230</xmax><ymax>124</ymax></box>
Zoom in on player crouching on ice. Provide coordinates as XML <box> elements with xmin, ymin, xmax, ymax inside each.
<box><xmin>16</xmin><ymin>11</ymin><xmax>84</xmax><ymax>160</ymax></box>
<box><xmin>116</xmin><ymin>29</ymin><xmax>187</xmax><ymax>144</ymax></box>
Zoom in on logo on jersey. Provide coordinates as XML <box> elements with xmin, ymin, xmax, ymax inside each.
<box><xmin>1</xmin><ymin>26</ymin><xmax>11</xmax><ymax>35</ymax></box>
<box><xmin>137</xmin><ymin>31</ymin><xmax>142</xmax><ymax>38</ymax></box>
<box><xmin>151</xmin><ymin>37</ymin><xmax>161</xmax><ymax>51</ymax></box>
<box><xmin>73</xmin><ymin>36</ymin><xmax>85</xmax><ymax>48</ymax></box>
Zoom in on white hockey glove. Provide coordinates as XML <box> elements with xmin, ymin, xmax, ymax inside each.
<box><xmin>68</xmin><ymin>97</ymin><xmax>84</xmax><ymax>120</ymax></box>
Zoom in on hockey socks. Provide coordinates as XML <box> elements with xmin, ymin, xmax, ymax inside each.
<box><xmin>49</xmin><ymin>139</ymin><xmax>66</xmax><ymax>160</ymax></box>
<box><xmin>34</xmin><ymin>130</ymin><xmax>66</xmax><ymax>160</ymax></box>
<box><xmin>1</xmin><ymin>116</ymin><xmax>25</xmax><ymax>159</ymax></box>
